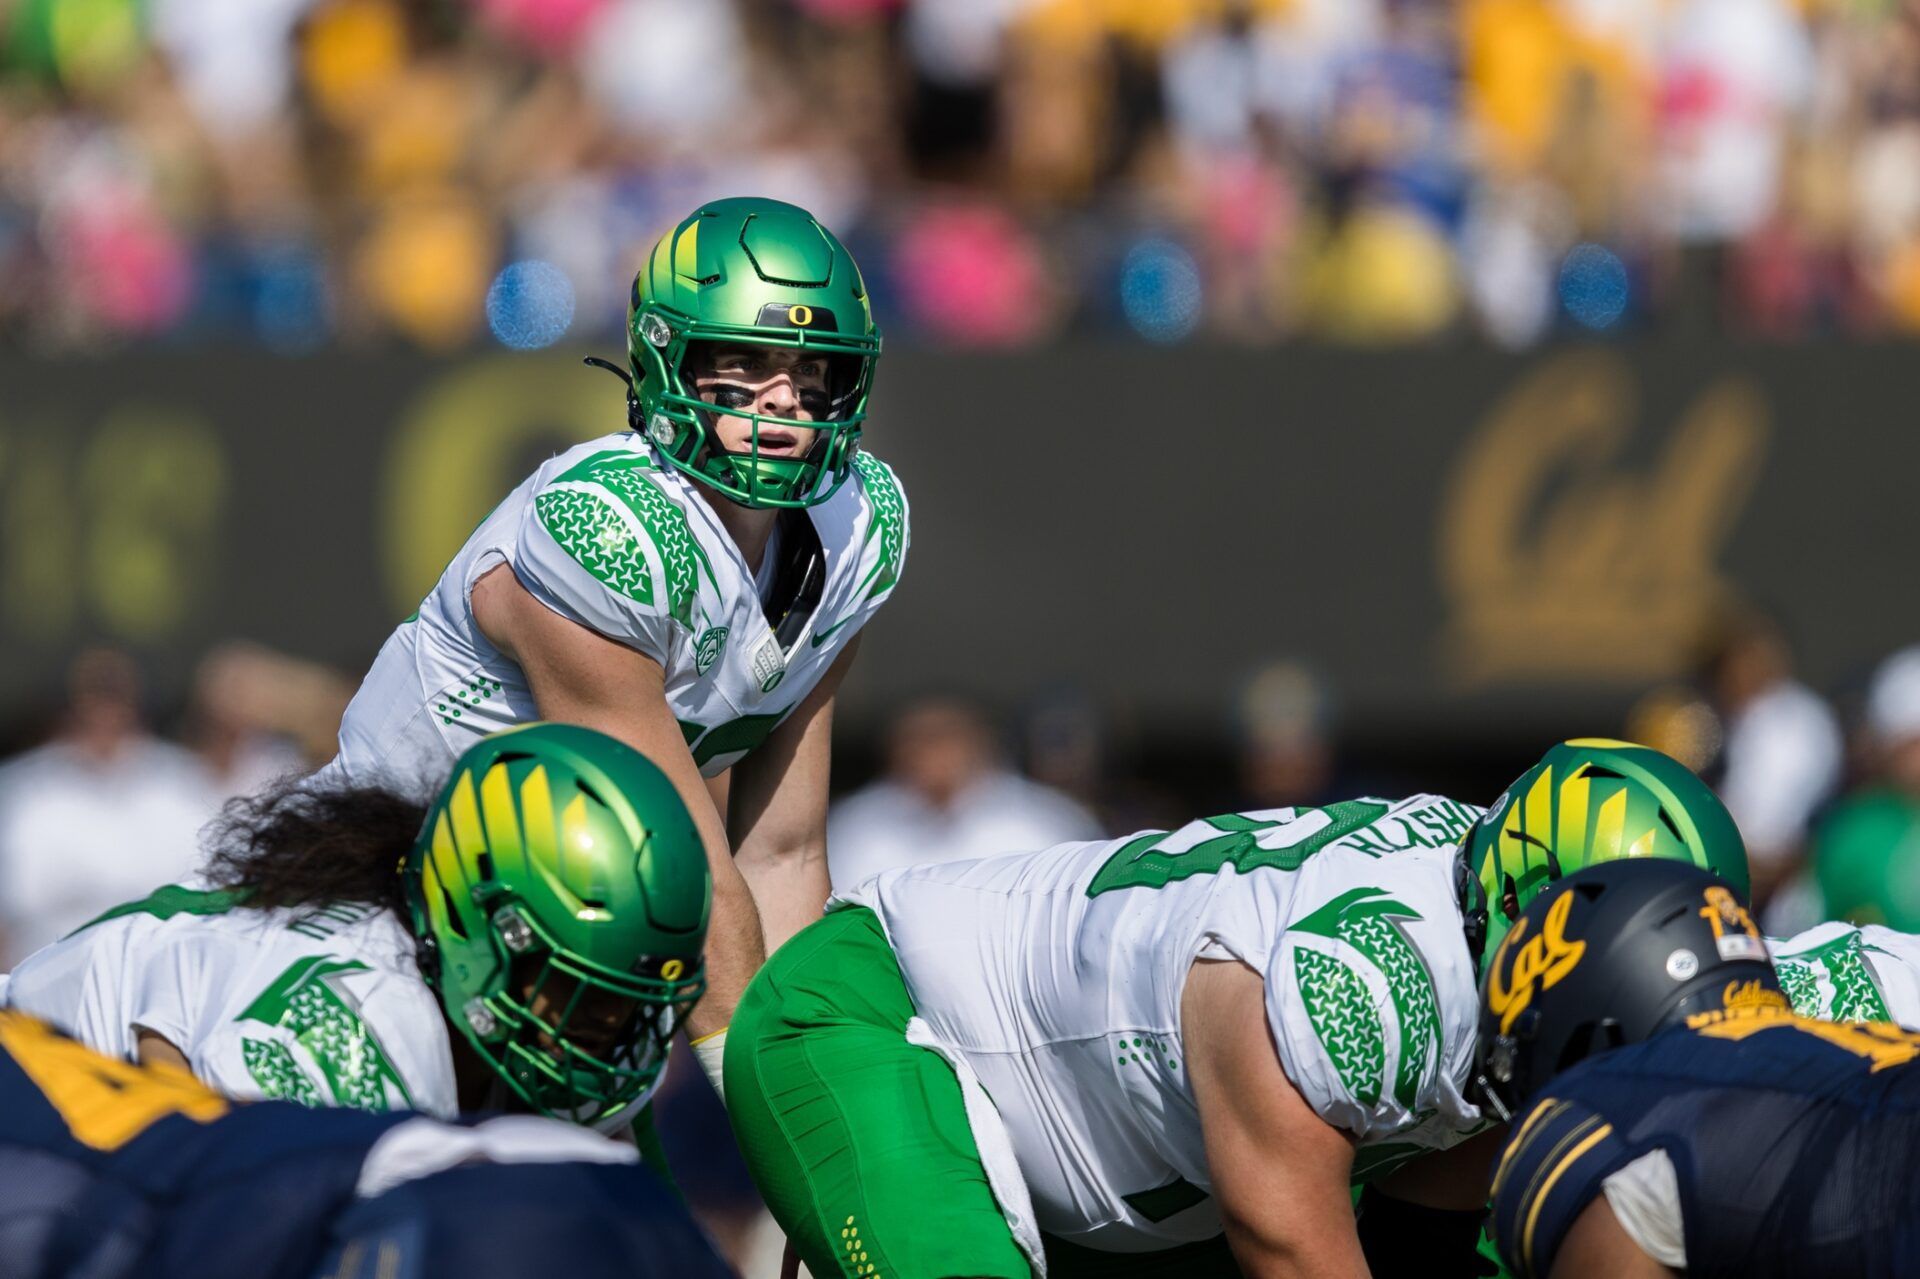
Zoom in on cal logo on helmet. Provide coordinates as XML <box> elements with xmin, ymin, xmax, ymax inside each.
<box><xmin>1485</xmin><ymin>889</ymin><xmax>1586</xmax><ymax>1034</ymax></box>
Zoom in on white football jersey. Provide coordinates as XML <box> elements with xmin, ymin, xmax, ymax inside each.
<box><xmin>1770</xmin><ymin>921</ymin><xmax>1920</xmax><ymax>1028</ymax></box>
<box><xmin>2</xmin><ymin>886</ymin><xmax>457</xmax><ymax>1117</ymax></box>
<box><xmin>835</xmin><ymin>794</ymin><xmax>1489</xmax><ymax>1252</ymax></box>
<box><xmin>327</xmin><ymin>433</ymin><xmax>908</xmax><ymax>788</ymax></box>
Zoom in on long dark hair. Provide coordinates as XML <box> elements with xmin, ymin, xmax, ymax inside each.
<box><xmin>201</xmin><ymin>776</ymin><xmax>428</xmax><ymax>921</ymax></box>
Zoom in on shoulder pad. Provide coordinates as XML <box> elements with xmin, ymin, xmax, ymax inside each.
<box><xmin>1771</xmin><ymin>924</ymin><xmax>1896</xmax><ymax>1023</ymax></box>
<box><xmin>1279</xmin><ymin>886</ymin><xmax>1444</xmax><ymax>1118</ymax></box>
<box><xmin>232</xmin><ymin>955</ymin><xmax>418</xmax><ymax>1112</ymax></box>
<box><xmin>533</xmin><ymin>451</ymin><xmax>716</xmax><ymax>630</ymax></box>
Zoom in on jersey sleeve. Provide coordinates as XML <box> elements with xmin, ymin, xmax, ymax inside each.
<box><xmin>510</xmin><ymin>454</ymin><xmax>707</xmax><ymax>666</ymax></box>
<box><xmin>1770</xmin><ymin>922</ymin><xmax>1918</xmax><ymax>1026</ymax></box>
<box><xmin>190</xmin><ymin>957</ymin><xmax>458</xmax><ymax>1119</ymax></box>
<box><xmin>841</xmin><ymin>451</ymin><xmax>910</xmax><ymax>635</ymax></box>
<box><xmin>1265</xmin><ymin>848</ymin><xmax>1483</xmax><ymax>1141</ymax></box>
<box><xmin>1489</xmin><ymin>1094</ymin><xmax>1636</xmax><ymax>1279</ymax></box>
<box><xmin>1860</xmin><ymin>926</ymin><xmax>1920</xmax><ymax>1029</ymax></box>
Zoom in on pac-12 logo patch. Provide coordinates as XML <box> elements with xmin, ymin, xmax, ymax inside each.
<box><xmin>694</xmin><ymin>626</ymin><xmax>729</xmax><ymax>676</ymax></box>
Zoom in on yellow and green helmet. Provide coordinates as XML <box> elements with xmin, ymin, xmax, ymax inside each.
<box><xmin>1462</xmin><ymin>739</ymin><xmax>1750</xmax><ymax>970</ymax></box>
<box><xmin>404</xmin><ymin>723</ymin><xmax>711</xmax><ymax>1122</ymax></box>
<box><xmin>624</xmin><ymin>196</ymin><xmax>881</xmax><ymax>509</ymax></box>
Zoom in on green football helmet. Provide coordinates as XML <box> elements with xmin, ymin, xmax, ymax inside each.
<box><xmin>616</xmin><ymin>195</ymin><xmax>881</xmax><ymax>509</ymax></box>
<box><xmin>1461</xmin><ymin>738</ymin><xmax>1750</xmax><ymax>971</ymax></box>
<box><xmin>405</xmin><ymin>723</ymin><xmax>711</xmax><ymax>1122</ymax></box>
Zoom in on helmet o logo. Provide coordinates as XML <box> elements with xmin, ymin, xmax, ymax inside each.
<box><xmin>786</xmin><ymin>304</ymin><xmax>813</xmax><ymax>327</ymax></box>
<box><xmin>661</xmin><ymin>958</ymin><xmax>686</xmax><ymax>980</ymax></box>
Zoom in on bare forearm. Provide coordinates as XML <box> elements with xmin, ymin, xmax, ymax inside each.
<box><xmin>470</xmin><ymin>565</ymin><xmax>766</xmax><ymax>1036</ymax></box>
<box><xmin>737</xmin><ymin>838</ymin><xmax>830</xmax><ymax>955</ymax></box>
<box><xmin>693</xmin><ymin>857</ymin><xmax>765</xmax><ymax>1037</ymax></box>
<box><xmin>1224</xmin><ymin>1207</ymin><xmax>1371</xmax><ymax>1279</ymax></box>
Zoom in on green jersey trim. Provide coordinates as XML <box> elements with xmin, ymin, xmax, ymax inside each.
<box><xmin>849</xmin><ymin>451</ymin><xmax>906</xmax><ymax>605</ymax></box>
<box><xmin>66</xmin><ymin>885</ymin><xmax>243</xmax><ymax>939</ymax></box>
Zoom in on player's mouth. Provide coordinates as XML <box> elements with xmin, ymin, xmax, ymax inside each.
<box><xmin>750</xmin><ymin>428</ymin><xmax>803</xmax><ymax>456</ymax></box>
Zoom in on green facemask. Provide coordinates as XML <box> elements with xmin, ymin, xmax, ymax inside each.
<box><xmin>621</xmin><ymin>196</ymin><xmax>882</xmax><ymax>509</ymax></box>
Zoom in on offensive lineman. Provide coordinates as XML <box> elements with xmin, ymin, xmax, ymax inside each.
<box><xmin>1478</xmin><ymin>861</ymin><xmax>1920</xmax><ymax>1279</ymax></box>
<box><xmin>4</xmin><ymin>724</ymin><xmax>710</xmax><ymax>1145</ymax></box>
<box><xmin>323</xmin><ymin>196</ymin><xmax>908</xmax><ymax>1081</ymax></box>
<box><xmin>725</xmin><ymin>740</ymin><xmax>1751</xmax><ymax>1277</ymax></box>
<box><xmin>0</xmin><ymin>1007</ymin><xmax>731</xmax><ymax>1277</ymax></box>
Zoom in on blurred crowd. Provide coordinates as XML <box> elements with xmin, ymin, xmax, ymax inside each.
<box><xmin>7</xmin><ymin>0</ymin><xmax>1920</xmax><ymax>352</ymax></box>
<box><xmin>10</xmin><ymin>629</ymin><xmax>1916</xmax><ymax>973</ymax></box>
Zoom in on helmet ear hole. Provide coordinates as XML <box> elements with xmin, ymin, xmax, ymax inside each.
<box><xmin>1500</xmin><ymin>873</ymin><xmax>1521</xmax><ymax>922</ymax></box>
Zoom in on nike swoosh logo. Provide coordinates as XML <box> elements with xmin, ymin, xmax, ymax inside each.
<box><xmin>809</xmin><ymin>616</ymin><xmax>855</xmax><ymax>648</ymax></box>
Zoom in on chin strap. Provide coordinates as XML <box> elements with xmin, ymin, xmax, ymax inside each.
<box><xmin>584</xmin><ymin>356</ymin><xmax>644</xmax><ymax>432</ymax></box>
<box><xmin>1456</xmin><ymin>848</ymin><xmax>1489</xmax><ymax>971</ymax></box>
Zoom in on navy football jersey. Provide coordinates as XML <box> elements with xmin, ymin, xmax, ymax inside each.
<box><xmin>1490</xmin><ymin>1011</ymin><xmax>1920</xmax><ymax>1278</ymax></box>
<box><xmin>0</xmin><ymin>1008</ymin><xmax>405</xmax><ymax>1277</ymax></box>
<box><xmin>0</xmin><ymin>1011</ymin><xmax>731</xmax><ymax>1278</ymax></box>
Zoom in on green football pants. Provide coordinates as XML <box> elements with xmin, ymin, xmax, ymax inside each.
<box><xmin>724</xmin><ymin>906</ymin><xmax>1251</xmax><ymax>1279</ymax></box>
<box><xmin>724</xmin><ymin>906</ymin><xmax>1032</xmax><ymax>1278</ymax></box>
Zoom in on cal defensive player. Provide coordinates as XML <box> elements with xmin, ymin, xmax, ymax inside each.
<box><xmin>325</xmin><ymin>197</ymin><xmax>907</xmax><ymax>1083</ymax></box>
<box><xmin>4</xmin><ymin>724</ymin><xmax>709</xmax><ymax>1146</ymax></box>
<box><xmin>1477</xmin><ymin>860</ymin><xmax>1920</xmax><ymax>1279</ymax></box>
<box><xmin>723</xmin><ymin>741</ymin><xmax>1751</xmax><ymax>1278</ymax></box>
<box><xmin>0</xmin><ymin>1008</ymin><xmax>730</xmax><ymax>1278</ymax></box>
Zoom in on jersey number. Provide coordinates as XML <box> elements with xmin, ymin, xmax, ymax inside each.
<box><xmin>1086</xmin><ymin>801</ymin><xmax>1391</xmax><ymax>897</ymax></box>
<box><xmin>0</xmin><ymin>1013</ymin><xmax>228</xmax><ymax>1151</ymax></box>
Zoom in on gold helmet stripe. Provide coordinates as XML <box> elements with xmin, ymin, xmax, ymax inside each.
<box><xmin>1593</xmin><ymin>788</ymin><xmax>1628</xmax><ymax>860</ymax></box>
<box><xmin>518</xmin><ymin>765</ymin><xmax>556</xmax><ymax>868</ymax></box>
<box><xmin>673</xmin><ymin>219</ymin><xmax>700</xmax><ymax>281</ymax></box>
<box><xmin>1556</xmin><ymin>773</ymin><xmax>1591</xmax><ymax>861</ymax></box>
<box><xmin>1523</xmin><ymin>765</ymin><xmax>1554</xmax><ymax>866</ymax></box>
<box><xmin>479</xmin><ymin>763</ymin><xmax>524</xmax><ymax>876</ymax></box>
<box><xmin>447</xmin><ymin>772</ymin><xmax>486</xmax><ymax>864</ymax></box>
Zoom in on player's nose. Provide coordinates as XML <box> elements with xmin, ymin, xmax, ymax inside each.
<box><xmin>757</xmin><ymin>373</ymin><xmax>799</xmax><ymax>417</ymax></box>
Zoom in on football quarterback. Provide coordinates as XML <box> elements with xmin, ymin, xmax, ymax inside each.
<box><xmin>323</xmin><ymin>196</ymin><xmax>908</xmax><ymax>1068</ymax></box>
